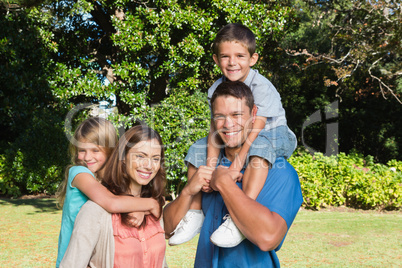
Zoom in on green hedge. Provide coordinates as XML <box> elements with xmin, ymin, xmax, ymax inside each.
<box><xmin>145</xmin><ymin>90</ymin><xmax>210</xmax><ymax>198</ymax></box>
<box><xmin>289</xmin><ymin>149</ymin><xmax>402</xmax><ymax>210</ymax></box>
<box><xmin>1</xmin><ymin>91</ymin><xmax>401</xmax><ymax>211</ymax></box>
<box><xmin>0</xmin><ymin>110</ymin><xmax>69</xmax><ymax>197</ymax></box>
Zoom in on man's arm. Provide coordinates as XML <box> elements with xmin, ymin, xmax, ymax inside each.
<box><xmin>163</xmin><ymin>164</ymin><xmax>213</xmax><ymax>238</ymax></box>
<box><xmin>210</xmin><ymin>157</ymin><xmax>288</xmax><ymax>251</ymax></box>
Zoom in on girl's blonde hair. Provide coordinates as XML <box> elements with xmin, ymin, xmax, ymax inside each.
<box><xmin>56</xmin><ymin>117</ymin><xmax>118</xmax><ymax>208</ymax></box>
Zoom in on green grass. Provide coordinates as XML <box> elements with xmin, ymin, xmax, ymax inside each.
<box><xmin>0</xmin><ymin>198</ymin><xmax>401</xmax><ymax>267</ymax></box>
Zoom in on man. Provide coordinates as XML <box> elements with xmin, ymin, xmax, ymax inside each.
<box><xmin>163</xmin><ymin>81</ymin><xmax>303</xmax><ymax>267</ymax></box>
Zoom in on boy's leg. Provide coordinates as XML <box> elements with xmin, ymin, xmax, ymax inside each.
<box><xmin>241</xmin><ymin>157</ymin><xmax>269</xmax><ymax>199</ymax></box>
<box><xmin>211</xmin><ymin>134</ymin><xmax>275</xmax><ymax>248</ymax></box>
<box><xmin>169</xmin><ymin>133</ymin><xmax>220</xmax><ymax>246</ymax></box>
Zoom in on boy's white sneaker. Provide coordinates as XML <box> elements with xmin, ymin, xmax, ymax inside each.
<box><xmin>210</xmin><ymin>214</ymin><xmax>245</xmax><ymax>248</ymax></box>
<box><xmin>168</xmin><ymin>209</ymin><xmax>204</xmax><ymax>246</ymax></box>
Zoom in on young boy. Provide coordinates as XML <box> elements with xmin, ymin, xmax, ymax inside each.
<box><xmin>168</xmin><ymin>23</ymin><xmax>297</xmax><ymax>248</ymax></box>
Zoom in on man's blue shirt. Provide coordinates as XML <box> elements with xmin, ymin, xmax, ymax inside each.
<box><xmin>185</xmin><ymin>140</ymin><xmax>303</xmax><ymax>268</ymax></box>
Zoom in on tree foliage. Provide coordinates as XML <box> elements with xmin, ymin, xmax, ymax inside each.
<box><xmin>1</xmin><ymin>0</ymin><xmax>401</xmax><ymax>197</ymax></box>
<box><xmin>285</xmin><ymin>0</ymin><xmax>402</xmax><ymax>103</ymax></box>
<box><xmin>0</xmin><ymin>0</ymin><xmax>294</xmax><ymax>196</ymax></box>
<box><xmin>0</xmin><ymin>3</ymin><xmax>69</xmax><ymax>196</ymax></box>
<box><xmin>274</xmin><ymin>0</ymin><xmax>402</xmax><ymax>162</ymax></box>
<box><xmin>42</xmin><ymin>0</ymin><xmax>293</xmax><ymax>114</ymax></box>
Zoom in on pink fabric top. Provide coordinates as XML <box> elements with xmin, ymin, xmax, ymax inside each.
<box><xmin>112</xmin><ymin>214</ymin><xmax>166</xmax><ymax>268</ymax></box>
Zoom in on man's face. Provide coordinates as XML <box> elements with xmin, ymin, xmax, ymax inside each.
<box><xmin>213</xmin><ymin>41</ymin><xmax>258</xmax><ymax>82</ymax></box>
<box><xmin>212</xmin><ymin>95</ymin><xmax>255</xmax><ymax>149</ymax></box>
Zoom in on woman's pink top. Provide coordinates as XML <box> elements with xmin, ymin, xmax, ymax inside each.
<box><xmin>112</xmin><ymin>214</ymin><xmax>166</xmax><ymax>268</ymax></box>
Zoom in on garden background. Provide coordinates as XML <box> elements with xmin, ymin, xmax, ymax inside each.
<box><xmin>0</xmin><ymin>0</ymin><xmax>401</xmax><ymax>266</ymax></box>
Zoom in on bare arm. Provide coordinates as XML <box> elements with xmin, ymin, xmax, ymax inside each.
<box><xmin>210</xmin><ymin>158</ymin><xmax>288</xmax><ymax>252</ymax></box>
<box><xmin>230</xmin><ymin>116</ymin><xmax>266</xmax><ymax>171</ymax></box>
<box><xmin>163</xmin><ymin>164</ymin><xmax>213</xmax><ymax>238</ymax></box>
<box><xmin>72</xmin><ymin>173</ymin><xmax>160</xmax><ymax>217</ymax></box>
<box><xmin>207</xmin><ymin>118</ymin><xmax>220</xmax><ymax>169</ymax></box>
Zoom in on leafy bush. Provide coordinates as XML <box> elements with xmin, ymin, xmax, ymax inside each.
<box><xmin>289</xmin><ymin>149</ymin><xmax>402</xmax><ymax>210</ymax></box>
<box><xmin>108</xmin><ymin>89</ymin><xmax>210</xmax><ymax>199</ymax></box>
<box><xmin>0</xmin><ymin>110</ymin><xmax>69</xmax><ymax>197</ymax></box>
<box><xmin>146</xmin><ymin>90</ymin><xmax>210</xmax><ymax>198</ymax></box>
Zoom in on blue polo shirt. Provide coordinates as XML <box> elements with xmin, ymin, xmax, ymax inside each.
<box><xmin>185</xmin><ymin>138</ymin><xmax>303</xmax><ymax>268</ymax></box>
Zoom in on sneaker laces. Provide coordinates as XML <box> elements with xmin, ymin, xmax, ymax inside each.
<box><xmin>171</xmin><ymin>212</ymin><xmax>193</xmax><ymax>235</ymax></box>
<box><xmin>220</xmin><ymin>214</ymin><xmax>234</xmax><ymax>231</ymax></box>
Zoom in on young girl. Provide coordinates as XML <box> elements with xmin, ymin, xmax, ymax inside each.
<box><xmin>60</xmin><ymin>125</ymin><xmax>166</xmax><ymax>267</ymax></box>
<box><xmin>56</xmin><ymin>118</ymin><xmax>161</xmax><ymax>267</ymax></box>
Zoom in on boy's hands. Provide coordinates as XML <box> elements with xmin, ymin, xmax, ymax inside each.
<box><xmin>210</xmin><ymin>165</ymin><xmax>242</xmax><ymax>191</ymax></box>
<box><xmin>184</xmin><ymin>165</ymin><xmax>214</xmax><ymax>196</ymax></box>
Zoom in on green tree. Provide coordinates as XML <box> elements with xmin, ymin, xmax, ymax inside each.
<box><xmin>0</xmin><ymin>2</ymin><xmax>69</xmax><ymax>196</ymax></box>
<box><xmin>44</xmin><ymin>0</ymin><xmax>294</xmax><ymax>110</ymax></box>
<box><xmin>274</xmin><ymin>0</ymin><xmax>402</xmax><ymax>162</ymax></box>
<box><xmin>1</xmin><ymin>0</ymin><xmax>295</xmax><ymax>196</ymax></box>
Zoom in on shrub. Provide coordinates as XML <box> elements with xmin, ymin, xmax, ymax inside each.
<box><xmin>289</xmin><ymin>149</ymin><xmax>402</xmax><ymax>210</ymax></box>
<box><xmin>0</xmin><ymin>110</ymin><xmax>69</xmax><ymax>197</ymax></box>
<box><xmin>108</xmin><ymin>89</ymin><xmax>210</xmax><ymax>199</ymax></box>
<box><xmin>146</xmin><ymin>90</ymin><xmax>210</xmax><ymax>198</ymax></box>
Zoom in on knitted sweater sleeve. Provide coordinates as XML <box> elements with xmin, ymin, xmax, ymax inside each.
<box><xmin>60</xmin><ymin>201</ymin><xmax>114</xmax><ymax>268</ymax></box>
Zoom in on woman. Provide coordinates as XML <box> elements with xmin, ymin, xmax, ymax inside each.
<box><xmin>60</xmin><ymin>125</ymin><xmax>167</xmax><ymax>268</ymax></box>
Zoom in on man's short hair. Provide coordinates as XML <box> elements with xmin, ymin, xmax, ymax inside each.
<box><xmin>212</xmin><ymin>23</ymin><xmax>256</xmax><ymax>56</ymax></box>
<box><xmin>210</xmin><ymin>81</ymin><xmax>254</xmax><ymax>112</ymax></box>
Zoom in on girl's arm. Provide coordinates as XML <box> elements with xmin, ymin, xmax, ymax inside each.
<box><xmin>230</xmin><ymin>116</ymin><xmax>266</xmax><ymax>171</ymax></box>
<box><xmin>72</xmin><ymin>173</ymin><xmax>160</xmax><ymax>218</ymax></box>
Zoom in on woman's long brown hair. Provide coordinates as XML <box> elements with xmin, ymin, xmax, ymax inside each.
<box><xmin>101</xmin><ymin>124</ymin><xmax>167</xmax><ymax>227</ymax></box>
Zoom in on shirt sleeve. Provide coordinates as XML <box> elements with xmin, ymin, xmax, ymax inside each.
<box><xmin>251</xmin><ymin>77</ymin><xmax>283</xmax><ymax>119</ymax></box>
<box><xmin>68</xmin><ymin>166</ymin><xmax>95</xmax><ymax>188</ymax></box>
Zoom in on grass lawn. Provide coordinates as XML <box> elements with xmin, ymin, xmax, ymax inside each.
<box><xmin>0</xmin><ymin>198</ymin><xmax>400</xmax><ymax>267</ymax></box>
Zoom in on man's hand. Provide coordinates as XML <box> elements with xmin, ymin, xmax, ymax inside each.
<box><xmin>210</xmin><ymin>165</ymin><xmax>242</xmax><ymax>191</ymax></box>
<box><xmin>183</xmin><ymin>165</ymin><xmax>214</xmax><ymax>196</ymax></box>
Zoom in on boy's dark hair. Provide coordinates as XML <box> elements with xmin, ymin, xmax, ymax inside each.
<box><xmin>210</xmin><ymin>81</ymin><xmax>254</xmax><ymax>112</ymax></box>
<box><xmin>212</xmin><ymin>23</ymin><xmax>256</xmax><ymax>56</ymax></box>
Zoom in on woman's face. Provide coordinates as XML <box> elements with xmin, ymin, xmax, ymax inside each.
<box><xmin>125</xmin><ymin>138</ymin><xmax>162</xmax><ymax>194</ymax></box>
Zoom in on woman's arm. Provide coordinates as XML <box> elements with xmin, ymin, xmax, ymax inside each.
<box><xmin>72</xmin><ymin>173</ymin><xmax>160</xmax><ymax>217</ymax></box>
